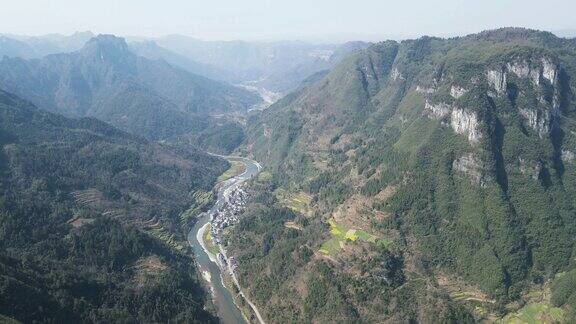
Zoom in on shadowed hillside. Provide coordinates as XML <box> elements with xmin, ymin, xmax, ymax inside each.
<box><xmin>0</xmin><ymin>89</ymin><xmax>226</xmax><ymax>322</ymax></box>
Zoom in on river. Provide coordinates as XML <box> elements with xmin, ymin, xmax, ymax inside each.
<box><xmin>187</xmin><ymin>156</ymin><xmax>261</xmax><ymax>324</ymax></box>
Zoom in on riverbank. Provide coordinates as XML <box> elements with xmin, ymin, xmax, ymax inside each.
<box><xmin>197</xmin><ymin>222</ymin><xmax>217</xmax><ymax>264</ymax></box>
<box><xmin>189</xmin><ymin>155</ymin><xmax>265</xmax><ymax>324</ymax></box>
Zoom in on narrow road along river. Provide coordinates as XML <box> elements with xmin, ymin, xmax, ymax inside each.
<box><xmin>187</xmin><ymin>156</ymin><xmax>261</xmax><ymax>324</ymax></box>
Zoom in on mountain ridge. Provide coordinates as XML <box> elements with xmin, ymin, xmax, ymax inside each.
<box><xmin>0</xmin><ymin>88</ymin><xmax>225</xmax><ymax>322</ymax></box>
<box><xmin>0</xmin><ymin>34</ymin><xmax>261</xmax><ymax>140</ymax></box>
<box><xmin>233</xmin><ymin>27</ymin><xmax>576</xmax><ymax>322</ymax></box>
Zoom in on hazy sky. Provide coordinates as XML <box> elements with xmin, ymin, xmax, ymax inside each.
<box><xmin>1</xmin><ymin>0</ymin><xmax>575</xmax><ymax>41</ymax></box>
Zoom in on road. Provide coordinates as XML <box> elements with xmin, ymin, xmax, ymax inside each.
<box><xmin>187</xmin><ymin>155</ymin><xmax>264</xmax><ymax>324</ymax></box>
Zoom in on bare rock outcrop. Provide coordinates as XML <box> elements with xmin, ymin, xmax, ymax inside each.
<box><xmin>450</xmin><ymin>108</ymin><xmax>482</xmax><ymax>143</ymax></box>
<box><xmin>390</xmin><ymin>67</ymin><xmax>405</xmax><ymax>81</ymax></box>
<box><xmin>424</xmin><ymin>100</ymin><xmax>451</xmax><ymax>119</ymax></box>
<box><xmin>424</xmin><ymin>100</ymin><xmax>482</xmax><ymax>144</ymax></box>
<box><xmin>519</xmin><ymin>107</ymin><xmax>551</xmax><ymax>138</ymax></box>
<box><xmin>562</xmin><ymin>150</ymin><xmax>575</xmax><ymax>163</ymax></box>
<box><xmin>450</xmin><ymin>85</ymin><xmax>467</xmax><ymax>99</ymax></box>
<box><xmin>487</xmin><ymin>68</ymin><xmax>508</xmax><ymax>95</ymax></box>
<box><xmin>453</xmin><ymin>153</ymin><xmax>485</xmax><ymax>185</ymax></box>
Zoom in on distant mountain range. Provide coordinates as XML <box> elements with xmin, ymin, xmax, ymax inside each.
<box><xmin>0</xmin><ymin>34</ymin><xmax>261</xmax><ymax>140</ymax></box>
<box><xmin>150</xmin><ymin>35</ymin><xmax>371</xmax><ymax>93</ymax></box>
<box><xmin>0</xmin><ymin>31</ymin><xmax>95</xmax><ymax>58</ymax></box>
<box><xmin>1</xmin><ymin>31</ymin><xmax>371</xmax><ymax>95</ymax></box>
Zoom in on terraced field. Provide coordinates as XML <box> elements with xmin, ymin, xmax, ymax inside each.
<box><xmin>180</xmin><ymin>191</ymin><xmax>213</xmax><ymax>221</ymax></box>
<box><xmin>500</xmin><ymin>303</ymin><xmax>563</xmax><ymax>324</ymax></box>
<box><xmin>319</xmin><ymin>219</ymin><xmax>380</xmax><ymax>257</ymax></box>
<box><xmin>274</xmin><ymin>189</ymin><xmax>312</xmax><ymax>216</ymax></box>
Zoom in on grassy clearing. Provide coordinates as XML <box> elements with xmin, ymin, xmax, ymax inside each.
<box><xmin>319</xmin><ymin>238</ymin><xmax>342</xmax><ymax>255</ymax></box>
<box><xmin>218</xmin><ymin>160</ymin><xmax>246</xmax><ymax>182</ymax></box>
<box><xmin>356</xmin><ymin>230</ymin><xmax>377</xmax><ymax>243</ymax></box>
<box><xmin>275</xmin><ymin>189</ymin><xmax>312</xmax><ymax>215</ymax></box>
<box><xmin>257</xmin><ymin>171</ymin><xmax>273</xmax><ymax>183</ymax></box>
<box><xmin>319</xmin><ymin>219</ymin><xmax>380</xmax><ymax>257</ymax></box>
<box><xmin>500</xmin><ymin>303</ymin><xmax>564</xmax><ymax>324</ymax></box>
<box><xmin>203</xmin><ymin>224</ymin><xmax>220</xmax><ymax>256</ymax></box>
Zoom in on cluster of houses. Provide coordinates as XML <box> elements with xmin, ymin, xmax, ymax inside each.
<box><xmin>209</xmin><ymin>184</ymin><xmax>248</xmax><ymax>274</ymax></box>
<box><xmin>211</xmin><ymin>185</ymin><xmax>248</xmax><ymax>235</ymax></box>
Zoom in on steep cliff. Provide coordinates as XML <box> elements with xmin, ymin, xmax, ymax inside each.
<box><xmin>233</xmin><ymin>28</ymin><xmax>576</xmax><ymax>322</ymax></box>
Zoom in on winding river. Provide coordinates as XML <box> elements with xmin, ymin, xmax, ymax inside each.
<box><xmin>187</xmin><ymin>156</ymin><xmax>261</xmax><ymax>324</ymax></box>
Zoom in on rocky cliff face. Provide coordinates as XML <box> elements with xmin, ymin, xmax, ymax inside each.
<box><xmin>487</xmin><ymin>56</ymin><xmax>563</xmax><ymax>138</ymax></box>
<box><xmin>243</xmin><ymin>28</ymin><xmax>576</xmax><ymax>322</ymax></box>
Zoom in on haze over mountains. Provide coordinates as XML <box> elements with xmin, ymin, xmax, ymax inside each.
<box><xmin>0</xmin><ymin>34</ymin><xmax>260</xmax><ymax>140</ymax></box>
<box><xmin>147</xmin><ymin>35</ymin><xmax>371</xmax><ymax>92</ymax></box>
<box><xmin>2</xmin><ymin>25</ymin><xmax>576</xmax><ymax>324</ymax></box>
<box><xmin>0</xmin><ymin>31</ymin><xmax>101</xmax><ymax>58</ymax></box>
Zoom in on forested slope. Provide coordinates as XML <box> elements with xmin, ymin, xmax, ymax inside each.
<box><xmin>0</xmin><ymin>90</ymin><xmax>226</xmax><ymax>322</ymax></box>
<box><xmin>234</xmin><ymin>28</ymin><xmax>576</xmax><ymax>322</ymax></box>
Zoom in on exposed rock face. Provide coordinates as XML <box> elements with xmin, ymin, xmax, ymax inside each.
<box><xmin>453</xmin><ymin>153</ymin><xmax>484</xmax><ymax>184</ymax></box>
<box><xmin>506</xmin><ymin>57</ymin><xmax>559</xmax><ymax>86</ymax></box>
<box><xmin>390</xmin><ymin>67</ymin><xmax>404</xmax><ymax>81</ymax></box>
<box><xmin>487</xmin><ymin>68</ymin><xmax>507</xmax><ymax>94</ymax></box>
<box><xmin>507</xmin><ymin>61</ymin><xmax>541</xmax><ymax>85</ymax></box>
<box><xmin>562</xmin><ymin>150</ymin><xmax>575</xmax><ymax>163</ymax></box>
<box><xmin>424</xmin><ymin>100</ymin><xmax>482</xmax><ymax>144</ymax></box>
<box><xmin>451</xmin><ymin>108</ymin><xmax>482</xmax><ymax>143</ymax></box>
<box><xmin>504</xmin><ymin>57</ymin><xmax>562</xmax><ymax>137</ymax></box>
<box><xmin>450</xmin><ymin>85</ymin><xmax>467</xmax><ymax>99</ymax></box>
<box><xmin>519</xmin><ymin>158</ymin><xmax>542</xmax><ymax>180</ymax></box>
<box><xmin>519</xmin><ymin>107</ymin><xmax>551</xmax><ymax>138</ymax></box>
<box><xmin>416</xmin><ymin>85</ymin><xmax>436</xmax><ymax>94</ymax></box>
<box><xmin>542</xmin><ymin>58</ymin><xmax>558</xmax><ymax>85</ymax></box>
<box><xmin>424</xmin><ymin>100</ymin><xmax>451</xmax><ymax>119</ymax></box>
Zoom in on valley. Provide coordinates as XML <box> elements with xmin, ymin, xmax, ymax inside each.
<box><xmin>2</xmin><ymin>15</ymin><xmax>576</xmax><ymax>323</ymax></box>
<box><xmin>188</xmin><ymin>156</ymin><xmax>262</xmax><ymax>324</ymax></box>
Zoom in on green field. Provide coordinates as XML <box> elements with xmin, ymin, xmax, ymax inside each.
<box><xmin>218</xmin><ymin>160</ymin><xmax>246</xmax><ymax>182</ymax></box>
<box><xmin>275</xmin><ymin>189</ymin><xmax>312</xmax><ymax>215</ymax></box>
<box><xmin>319</xmin><ymin>238</ymin><xmax>343</xmax><ymax>255</ymax></box>
<box><xmin>500</xmin><ymin>303</ymin><xmax>564</xmax><ymax>324</ymax></box>
<box><xmin>319</xmin><ymin>219</ymin><xmax>380</xmax><ymax>257</ymax></box>
<box><xmin>203</xmin><ymin>224</ymin><xmax>220</xmax><ymax>256</ymax></box>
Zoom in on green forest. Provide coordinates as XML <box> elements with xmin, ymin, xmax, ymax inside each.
<box><xmin>0</xmin><ymin>90</ymin><xmax>226</xmax><ymax>322</ymax></box>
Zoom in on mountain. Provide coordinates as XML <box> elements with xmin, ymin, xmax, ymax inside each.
<box><xmin>129</xmin><ymin>40</ymin><xmax>228</xmax><ymax>81</ymax></box>
<box><xmin>0</xmin><ymin>34</ymin><xmax>261</xmax><ymax>140</ymax></box>
<box><xmin>24</xmin><ymin>31</ymin><xmax>95</xmax><ymax>56</ymax></box>
<box><xmin>233</xmin><ymin>28</ymin><xmax>576</xmax><ymax>322</ymax></box>
<box><xmin>0</xmin><ymin>36</ymin><xmax>38</xmax><ymax>59</ymax></box>
<box><xmin>0</xmin><ymin>89</ymin><xmax>226</xmax><ymax>322</ymax></box>
<box><xmin>0</xmin><ymin>31</ymin><xmax>95</xmax><ymax>58</ymax></box>
<box><xmin>154</xmin><ymin>35</ymin><xmax>371</xmax><ymax>93</ymax></box>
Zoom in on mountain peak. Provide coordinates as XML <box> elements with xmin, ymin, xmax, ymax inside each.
<box><xmin>80</xmin><ymin>34</ymin><xmax>135</xmax><ymax>66</ymax></box>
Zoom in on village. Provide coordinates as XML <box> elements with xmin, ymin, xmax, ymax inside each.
<box><xmin>209</xmin><ymin>183</ymin><xmax>248</xmax><ymax>272</ymax></box>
